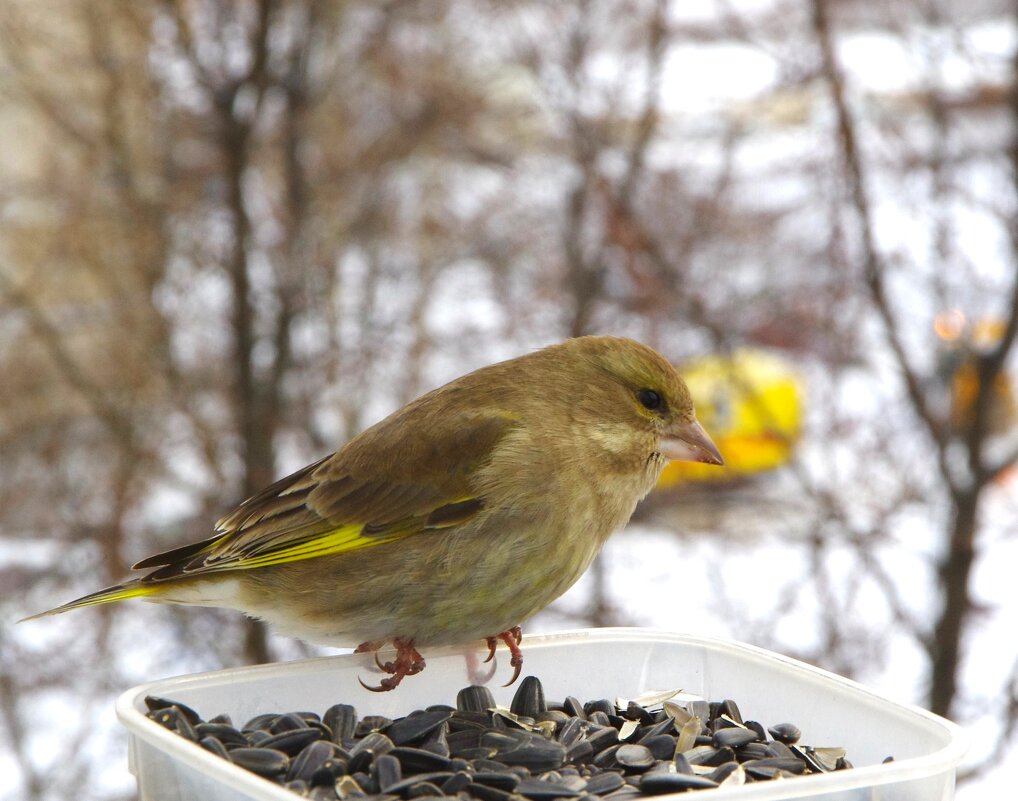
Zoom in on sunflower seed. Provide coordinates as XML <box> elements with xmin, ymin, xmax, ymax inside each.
<box><xmin>388</xmin><ymin>710</ymin><xmax>453</xmax><ymax>746</ymax></box>
<box><xmin>734</xmin><ymin>742</ymin><xmax>770</xmax><ymax>761</ymax></box>
<box><xmin>472</xmin><ymin>771</ymin><xmax>521</xmax><ymax>791</ymax></box>
<box><xmin>289</xmin><ymin>740</ymin><xmax>336</xmax><ymax>783</ymax></box>
<box><xmin>466</xmin><ymin>783</ymin><xmax>515</xmax><ymax>801</ymax></box>
<box><xmin>622</xmin><ymin>703</ymin><xmax>653</xmax><ymax>726</ymax></box>
<box><xmin>244</xmin><ymin>729</ymin><xmax>271</xmax><ymax>747</ymax></box>
<box><xmin>516</xmin><ymin>777</ymin><xmax>582</xmax><ymax>799</ymax></box>
<box><xmin>390</xmin><ymin>746</ymin><xmax>453</xmax><ymax>773</ymax></box>
<box><xmin>150</xmin><ymin>707</ymin><xmax>198</xmax><ymax>742</ymax></box>
<box><xmin>766</xmin><ymin>741</ymin><xmax>795</xmax><ymax>759</ymax></box>
<box><xmin>481</xmin><ymin>730</ymin><xmax>525</xmax><ymax>751</ymax></box>
<box><xmin>614</xmin><ymin>744</ymin><xmax>654</xmax><ymax>771</ymax></box>
<box><xmin>711</xmin><ymin>728</ymin><xmax>757</xmax><ymax>749</ymax></box>
<box><xmin>242</xmin><ymin>713</ymin><xmax>279</xmax><ymax>732</ymax></box>
<box><xmin>325</xmin><ymin>704</ymin><xmax>359</xmax><ymax>742</ymax></box>
<box><xmin>457</xmin><ymin>685</ymin><xmax>497</xmax><ymax>713</ymax></box>
<box><xmin>707</xmin><ymin>761</ymin><xmax>742</xmax><ymax>784</ymax></box>
<box><xmin>563</xmin><ymin>697</ymin><xmax>586</xmax><ymax>720</ymax></box>
<box><xmin>584</xmin><ymin>771</ymin><xmax>625</xmax><ymax>795</ymax></box>
<box><xmin>720</xmin><ymin>700</ymin><xmax>742</xmax><ymax>725</ymax></box>
<box><xmin>767</xmin><ymin>722</ymin><xmax>801</xmax><ymax>744</ymax></box>
<box><xmin>441</xmin><ymin>771</ymin><xmax>472</xmax><ymax>794</ymax></box>
<box><xmin>565</xmin><ymin>740</ymin><xmax>593</xmax><ymax>763</ymax></box>
<box><xmin>198</xmin><ymin>735</ymin><xmax>231</xmax><ymax>760</ymax></box>
<box><xmin>144</xmin><ymin>696</ymin><xmax>202</xmax><ymax>725</ymax></box>
<box><xmin>371</xmin><ymin>753</ymin><xmax>402</xmax><ymax>790</ymax></box>
<box><xmin>584</xmin><ymin>726</ymin><xmax>619</xmax><ymax>754</ymax></box>
<box><xmin>510</xmin><ymin>676</ymin><xmax>547</xmax><ymax>718</ymax></box>
<box><xmin>639</xmin><ymin>736</ymin><xmax>675</xmax><ymax>762</ymax></box>
<box><xmin>420</xmin><ymin>725</ymin><xmax>451</xmax><ymax>758</ymax></box>
<box><xmin>311</xmin><ymin>756</ymin><xmax>350</xmax><ymax>786</ymax></box>
<box><xmin>406</xmin><ymin>783</ymin><xmax>445</xmax><ymax>798</ymax></box>
<box><xmin>743</xmin><ymin>720</ymin><xmax>766</xmax><ymax>741</ymax></box>
<box><xmin>742</xmin><ymin>763</ymin><xmax>793</xmax><ymax>780</ymax></box>
<box><xmin>231</xmin><ymin>747</ymin><xmax>290</xmax><ymax>777</ymax></box>
<box><xmin>639</xmin><ymin>773</ymin><xmax>719</xmax><ymax>794</ymax></box>
<box><xmin>458</xmin><ymin>747</ymin><xmax>499</xmax><ymax>761</ymax></box>
<box><xmin>271</xmin><ymin>713</ymin><xmax>311</xmax><ymax>734</ymax></box>
<box><xmin>474</xmin><ymin>759</ymin><xmax>512</xmax><ymax>772</ymax></box>
<box><xmin>261</xmin><ymin>726</ymin><xmax>324</xmax><ymax>755</ymax></box>
<box><xmin>500</xmin><ymin>740</ymin><xmax>567</xmax><ymax>772</ymax></box>
<box><xmin>357</xmin><ymin>715</ymin><xmax>393</xmax><ymax>736</ymax></box>
<box><xmin>746</xmin><ymin>757</ymin><xmax>806</xmax><ymax>776</ymax></box>
<box><xmin>451</xmin><ymin>711</ymin><xmax>493</xmax><ymax>731</ymax></box>
<box><xmin>196</xmin><ymin>722</ymin><xmax>247</xmax><ymax>746</ymax></box>
<box><xmin>672</xmin><ymin>753</ymin><xmax>693</xmax><ymax>775</ymax></box>
<box><xmin>557</xmin><ymin>717</ymin><xmax>583</xmax><ymax>747</ymax></box>
<box><xmin>591</xmin><ymin>744</ymin><xmax>620</xmax><ymax>769</ymax></box>
<box><xmin>685</xmin><ymin>745</ymin><xmax>734</xmax><ymax>767</ymax></box>
<box><xmin>351</xmin><ymin>731</ymin><xmax>395</xmax><ymax>758</ymax></box>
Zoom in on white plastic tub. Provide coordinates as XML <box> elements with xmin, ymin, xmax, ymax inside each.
<box><xmin>117</xmin><ymin>629</ymin><xmax>967</xmax><ymax>801</ymax></box>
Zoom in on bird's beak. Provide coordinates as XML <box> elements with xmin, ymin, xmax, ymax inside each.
<box><xmin>660</xmin><ymin>418</ymin><xmax>724</xmax><ymax>465</ymax></box>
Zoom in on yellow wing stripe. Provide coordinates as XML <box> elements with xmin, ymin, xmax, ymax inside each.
<box><xmin>198</xmin><ymin>496</ymin><xmax>482</xmax><ymax>573</ymax></box>
<box><xmin>203</xmin><ymin>522</ymin><xmax>416</xmax><ymax>572</ymax></box>
<box><xmin>20</xmin><ymin>583</ymin><xmax>159</xmax><ymax>621</ymax></box>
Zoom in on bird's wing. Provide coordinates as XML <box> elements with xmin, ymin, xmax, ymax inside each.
<box><xmin>134</xmin><ymin>413</ymin><xmax>514</xmax><ymax>582</ymax></box>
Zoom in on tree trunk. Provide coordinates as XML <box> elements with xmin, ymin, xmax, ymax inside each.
<box><xmin>928</xmin><ymin>489</ymin><xmax>980</xmax><ymax>717</ymax></box>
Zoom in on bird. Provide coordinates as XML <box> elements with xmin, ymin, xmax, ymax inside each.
<box><xmin>24</xmin><ymin>336</ymin><xmax>723</xmax><ymax>690</ymax></box>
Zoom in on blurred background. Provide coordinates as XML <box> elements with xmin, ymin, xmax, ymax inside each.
<box><xmin>2</xmin><ymin>0</ymin><xmax>1017</xmax><ymax>798</ymax></box>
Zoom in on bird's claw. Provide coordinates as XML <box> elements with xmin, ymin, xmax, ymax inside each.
<box><xmin>483</xmin><ymin>626</ymin><xmax>525</xmax><ymax>687</ymax></box>
<box><xmin>356</xmin><ymin>638</ymin><xmax>425</xmax><ymax>691</ymax></box>
<box><xmin>503</xmin><ymin>652</ymin><xmax>524</xmax><ymax>687</ymax></box>
<box><xmin>359</xmin><ymin>674</ymin><xmax>400</xmax><ymax>692</ymax></box>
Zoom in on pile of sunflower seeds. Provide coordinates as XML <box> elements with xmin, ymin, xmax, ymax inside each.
<box><xmin>146</xmin><ymin>676</ymin><xmax>873</xmax><ymax>799</ymax></box>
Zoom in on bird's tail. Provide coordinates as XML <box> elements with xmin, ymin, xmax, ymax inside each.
<box><xmin>19</xmin><ymin>581</ymin><xmax>160</xmax><ymax>622</ymax></box>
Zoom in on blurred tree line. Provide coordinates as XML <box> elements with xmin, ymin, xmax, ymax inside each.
<box><xmin>2</xmin><ymin>1</ymin><xmax>1018</xmax><ymax>799</ymax></box>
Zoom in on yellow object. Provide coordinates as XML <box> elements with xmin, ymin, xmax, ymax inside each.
<box><xmin>948</xmin><ymin>356</ymin><xmax>1017</xmax><ymax>437</ymax></box>
<box><xmin>657</xmin><ymin>349</ymin><xmax>802</xmax><ymax>487</ymax></box>
<box><xmin>934</xmin><ymin>311</ymin><xmax>1017</xmax><ymax>436</ymax></box>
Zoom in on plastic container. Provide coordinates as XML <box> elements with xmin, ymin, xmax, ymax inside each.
<box><xmin>117</xmin><ymin>629</ymin><xmax>967</xmax><ymax>801</ymax></box>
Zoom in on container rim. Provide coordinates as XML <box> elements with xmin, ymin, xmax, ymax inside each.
<box><xmin>116</xmin><ymin>628</ymin><xmax>970</xmax><ymax>801</ymax></box>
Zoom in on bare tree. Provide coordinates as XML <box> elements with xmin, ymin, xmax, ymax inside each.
<box><xmin>3</xmin><ymin>2</ymin><xmax>1018</xmax><ymax>799</ymax></box>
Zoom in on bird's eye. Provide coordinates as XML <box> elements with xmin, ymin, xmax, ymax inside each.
<box><xmin>637</xmin><ymin>389</ymin><xmax>662</xmax><ymax>410</ymax></box>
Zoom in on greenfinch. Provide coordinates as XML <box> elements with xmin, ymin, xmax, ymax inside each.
<box><xmin>25</xmin><ymin>336</ymin><xmax>722</xmax><ymax>689</ymax></box>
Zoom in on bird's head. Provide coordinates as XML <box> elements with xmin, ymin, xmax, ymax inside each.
<box><xmin>559</xmin><ymin>336</ymin><xmax>724</xmax><ymax>467</ymax></box>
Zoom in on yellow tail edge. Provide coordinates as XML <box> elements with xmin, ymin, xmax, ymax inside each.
<box><xmin>19</xmin><ymin>582</ymin><xmax>160</xmax><ymax>622</ymax></box>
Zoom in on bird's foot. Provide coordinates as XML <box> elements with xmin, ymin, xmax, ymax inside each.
<box><xmin>484</xmin><ymin>626</ymin><xmax>524</xmax><ymax>687</ymax></box>
<box><xmin>356</xmin><ymin>638</ymin><xmax>426</xmax><ymax>692</ymax></box>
